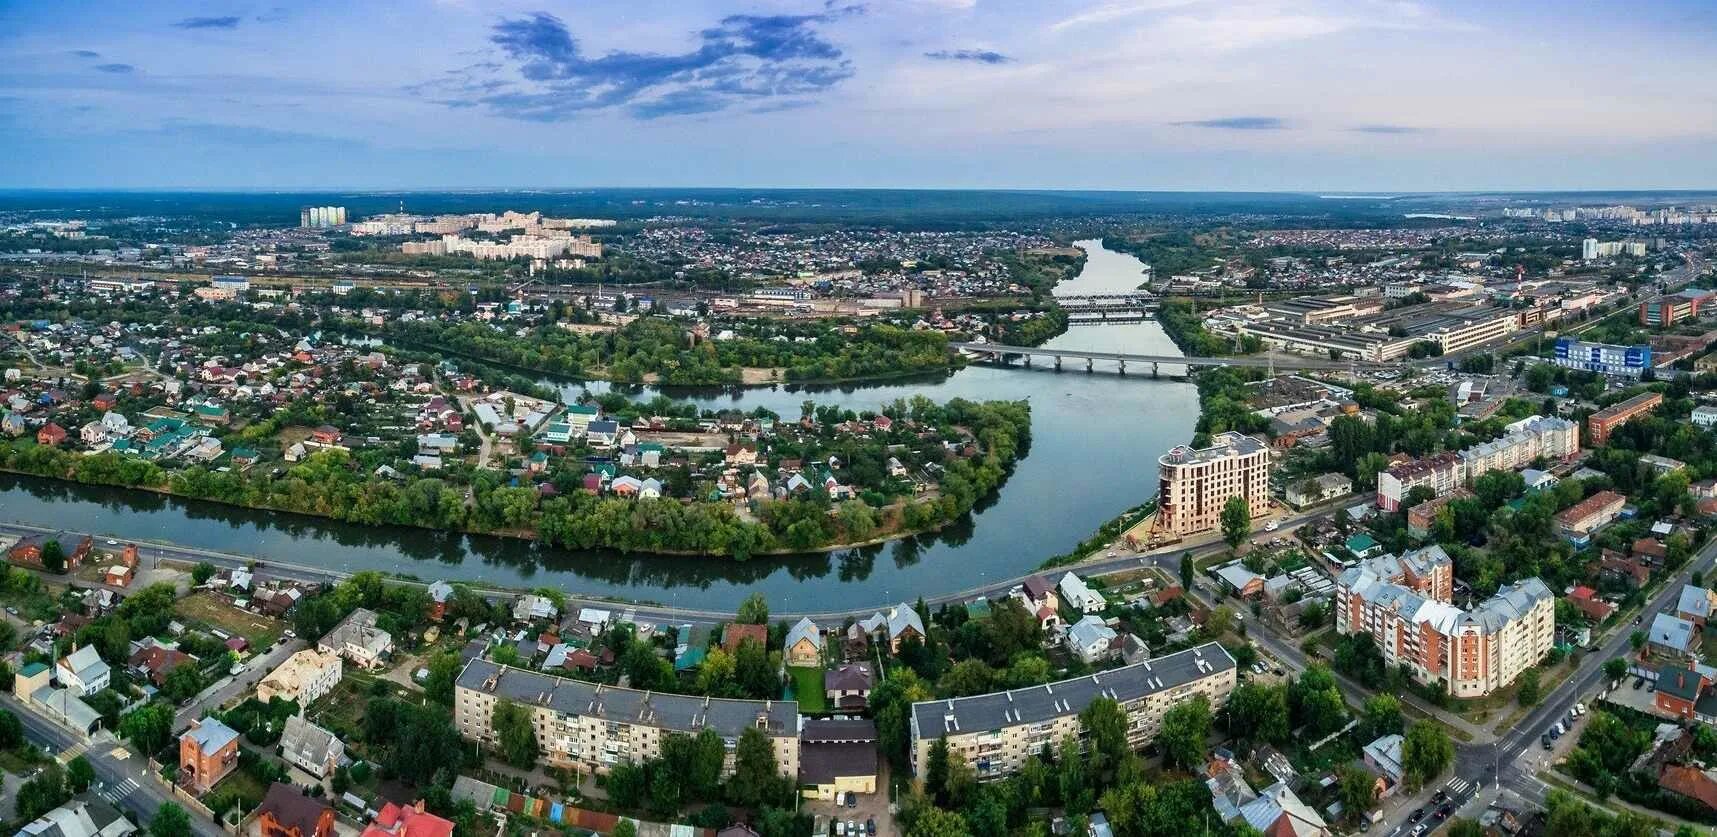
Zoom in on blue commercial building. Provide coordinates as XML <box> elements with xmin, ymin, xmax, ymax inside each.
<box><xmin>1552</xmin><ymin>337</ymin><xmax>1651</xmax><ymax>378</ymax></box>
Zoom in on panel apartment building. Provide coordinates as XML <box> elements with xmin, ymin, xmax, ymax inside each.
<box><xmin>1376</xmin><ymin>415</ymin><xmax>1580</xmax><ymax>511</ymax></box>
<box><xmin>909</xmin><ymin>643</ymin><xmax>1237</xmax><ymax>781</ymax></box>
<box><xmin>455</xmin><ymin>659</ymin><xmax>799</xmax><ymax>780</ymax></box>
<box><xmin>1155</xmin><ymin>432</ymin><xmax>1273</xmax><ymax>538</ymax></box>
<box><xmin>1334</xmin><ymin>547</ymin><xmax>1554</xmax><ymax>697</ymax></box>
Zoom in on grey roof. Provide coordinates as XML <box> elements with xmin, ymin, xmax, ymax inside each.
<box><xmin>16</xmin><ymin>799</ymin><xmax>134</xmax><ymax>837</ymax></box>
<box><xmin>1651</xmin><ymin>613</ymin><xmax>1697</xmax><ymax>652</ymax></box>
<box><xmin>910</xmin><ymin>642</ymin><xmax>1234</xmax><ymax>736</ymax></box>
<box><xmin>785</xmin><ymin>617</ymin><xmax>821</xmax><ymax>652</ymax></box>
<box><xmin>801</xmin><ymin>719</ymin><xmax>877</xmax><ymax>743</ymax></box>
<box><xmin>458</xmin><ymin>659</ymin><xmax>798</xmax><ymax>738</ymax></box>
<box><xmin>185</xmin><ymin>717</ymin><xmax>240</xmax><ymax>755</ymax></box>
<box><xmin>800</xmin><ymin>741</ymin><xmax>876</xmax><ymax>786</ymax></box>
<box><xmin>59</xmin><ymin>646</ymin><xmax>108</xmax><ymax>684</ymax></box>
<box><xmin>1678</xmin><ymin>585</ymin><xmax>1713</xmax><ymax>621</ymax></box>
<box><xmin>280</xmin><ymin>714</ymin><xmax>342</xmax><ymax>768</ymax></box>
<box><xmin>885</xmin><ymin>603</ymin><xmax>924</xmax><ymax>640</ymax></box>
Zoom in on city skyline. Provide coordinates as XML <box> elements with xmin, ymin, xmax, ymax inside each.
<box><xmin>2</xmin><ymin>0</ymin><xmax>1716</xmax><ymax>191</ymax></box>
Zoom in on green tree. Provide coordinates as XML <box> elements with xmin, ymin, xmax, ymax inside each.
<box><xmin>1079</xmin><ymin>697</ymin><xmax>1134</xmax><ymax>779</ymax></box>
<box><xmin>423</xmin><ymin>652</ymin><xmax>462</xmax><ymax>705</ymax></box>
<box><xmin>923</xmin><ymin>738</ymin><xmax>951</xmax><ymax>804</ymax></box>
<box><xmin>613</xmin><ymin>821</ymin><xmax>637</xmax><ymax>837</ymax></box>
<box><xmin>1179</xmin><ymin>552</ymin><xmax>1194</xmax><ymax>588</ymax></box>
<box><xmin>1447</xmin><ymin>820</ymin><xmax>1485</xmax><ymax>837</ymax></box>
<box><xmin>1516</xmin><ymin>668</ymin><xmax>1542</xmax><ymax>706</ymax></box>
<box><xmin>1337</xmin><ymin>764</ymin><xmax>1377</xmax><ymax>822</ymax></box>
<box><xmin>1361</xmin><ymin>694</ymin><xmax>1403</xmax><ymax>740</ymax></box>
<box><xmin>40</xmin><ymin>540</ymin><xmax>66</xmax><ymax>574</ymax></box>
<box><xmin>736</xmin><ymin>593</ymin><xmax>770</xmax><ymax>625</ymax></box>
<box><xmin>1630</xmin><ymin>630</ymin><xmax>1647</xmax><ymax>651</ymax></box>
<box><xmin>150</xmin><ymin>803</ymin><xmax>193</xmax><ymax>837</ymax></box>
<box><xmin>1603</xmin><ymin>658</ymin><xmax>1629</xmax><ymax>683</ymax></box>
<box><xmin>1220</xmin><ymin>496</ymin><xmax>1252</xmax><ymax>550</ymax></box>
<box><xmin>0</xmin><ymin>710</ymin><xmax>23</xmax><ymax>749</ymax></box>
<box><xmin>905</xmin><ymin>806</ymin><xmax>970</xmax><ymax>837</ymax></box>
<box><xmin>728</xmin><ymin>727</ymin><xmax>785</xmax><ymax>808</ymax></box>
<box><xmin>1402</xmin><ymin>721</ymin><xmax>1454</xmax><ymax>790</ymax></box>
<box><xmin>16</xmin><ymin>763</ymin><xmax>68</xmax><ymax>823</ymax></box>
<box><xmin>493</xmin><ymin>700</ymin><xmax>539</xmax><ymax>769</ymax></box>
<box><xmin>1227</xmin><ymin>683</ymin><xmax>1290</xmax><ymax>745</ymax></box>
<box><xmin>191</xmin><ymin>562</ymin><xmax>217</xmax><ymax>585</ymax></box>
<box><xmin>119</xmin><ymin>702</ymin><xmax>175</xmax><ymax>755</ymax></box>
<box><xmin>66</xmin><ymin>755</ymin><xmax>94</xmax><ymax>793</ymax></box>
<box><xmin>1155</xmin><ymin>694</ymin><xmax>1212</xmax><ymax>772</ymax></box>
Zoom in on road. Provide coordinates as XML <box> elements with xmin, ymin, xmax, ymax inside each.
<box><xmin>174</xmin><ymin>637</ymin><xmax>307</xmax><ymax>730</ymax></box>
<box><xmin>2</xmin><ymin>694</ymin><xmax>225</xmax><ymax>837</ymax></box>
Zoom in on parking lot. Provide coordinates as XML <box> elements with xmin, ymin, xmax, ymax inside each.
<box><xmin>805</xmin><ymin>762</ymin><xmax>895</xmax><ymax>837</ymax></box>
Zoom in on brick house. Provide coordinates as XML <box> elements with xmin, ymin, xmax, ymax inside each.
<box><xmin>179</xmin><ymin>717</ymin><xmax>240</xmax><ymax>793</ymax></box>
<box><xmin>9</xmin><ymin>532</ymin><xmax>92</xmax><ymax>571</ymax></box>
<box><xmin>36</xmin><ymin>422</ymin><xmax>66</xmax><ymax>446</ymax></box>
<box><xmin>257</xmin><ymin>782</ymin><xmax>336</xmax><ymax>837</ymax></box>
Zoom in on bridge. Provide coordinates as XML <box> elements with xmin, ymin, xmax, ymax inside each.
<box><xmin>1053</xmin><ymin>292</ymin><xmax>1158</xmax><ymax>318</ymax></box>
<box><xmin>952</xmin><ymin>342</ymin><xmax>1374</xmax><ymax>375</ymax></box>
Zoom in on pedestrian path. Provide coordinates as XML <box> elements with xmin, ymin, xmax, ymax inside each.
<box><xmin>56</xmin><ymin>741</ymin><xmax>87</xmax><ymax>763</ymax></box>
<box><xmin>97</xmin><ymin>777</ymin><xmax>141</xmax><ymax>807</ymax></box>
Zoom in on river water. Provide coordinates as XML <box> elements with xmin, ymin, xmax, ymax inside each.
<box><xmin>0</xmin><ymin>240</ymin><xmax>1198</xmax><ymax>610</ymax></box>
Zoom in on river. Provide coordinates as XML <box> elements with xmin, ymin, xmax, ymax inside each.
<box><xmin>0</xmin><ymin>240</ymin><xmax>1199</xmax><ymax>610</ymax></box>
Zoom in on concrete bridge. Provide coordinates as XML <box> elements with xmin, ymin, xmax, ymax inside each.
<box><xmin>1054</xmin><ymin>293</ymin><xmax>1158</xmax><ymax>317</ymax></box>
<box><xmin>952</xmin><ymin>342</ymin><xmax>1371</xmax><ymax>375</ymax></box>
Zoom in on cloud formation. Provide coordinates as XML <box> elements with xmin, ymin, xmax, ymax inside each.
<box><xmin>421</xmin><ymin>9</ymin><xmax>859</xmax><ymax>120</ymax></box>
<box><xmin>1351</xmin><ymin>124</ymin><xmax>1426</xmax><ymax>134</ymax></box>
<box><xmin>924</xmin><ymin>49</ymin><xmax>1012</xmax><ymax>64</ymax></box>
<box><xmin>1173</xmin><ymin>116</ymin><xmax>1285</xmax><ymax>130</ymax></box>
<box><xmin>94</xmin><ymin>63</ymin><xmax>136</xmax><ymax>74</ymax></box>
<box><xmin>173</xmin><ymin>16</ymin><xmax>241</xmax><ymax>29</ymax></box>
<box><xmin>70</xmin><ymin>50</ymin><xmax>101</xmax><ymax>59</ymax></box>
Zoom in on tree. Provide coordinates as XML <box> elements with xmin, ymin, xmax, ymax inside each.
<box><xmin>905</xmin><ymin>806</ymin><xmax>970</xmax><ymax>837</ymax></box>
<box><xmin>1155</xmin><ymin>695</ymin><xmax>1212</xmax><ymax>772</ymax></box>
<box><xmin>150</xmin><ymin>803</ymin><xmax>193</xmax><ymax>837</ymax></box>
<box><xmin>15</xmin><ymin>763</ymin><xmax>68</xmax><ymax>823</ymax></box>
<box><xmin>1179</xmin><ymin>552</ymin><xmax>1194</xmax><ymax>588</ymax></box>
<box><xmin>40</xmin><ymin>540</ymin><xmax>66</xmax><ymax>574</ymax></box>
<box><xmin>924</xmin><ymin>738</ymin><xmax>951</xmax><ymax>804</ymax></box>
<box><xmin>493</xmin><ymin>700</ymin><xmax>539</xmax><ymax>769</ymax></box>
<box><xmin>1204</xmin><ymin>606</ymin><xmax>1235</xmax><ymax>638</ymax></box>
<box><xmin>66</xmin><ymin>755</ymin><xmax>94</xmax><ymax>793</ymax></box>
<box><xmin>1401</xmin><ymin>721</ymin><xmax>1454</xmax><ymax>790</ymax></box>
<box><xmin>1079</xmin><ymin>698</ymin><xmax>1134</xmax><ymax>779</ymax></box>
<box><xmin>119</xmin><ymin>702</ymin><xmax>175</xmax><ymax>755</ymax></box>
<box><xmin>0</xmin><ymin>709</ymin><xmax>23</xmax><ymax>749</ymax></box>
<box><xmin>1337</xmin><ymin>764</ymin><xmax>1377</xmax><ymax>822</ymax></box>
<box><xmin>1603</xmin><ymin>658</ymin><xmax>1629</xmax><ymax>683</ymax></box>
<box><xmin>1220</xmin><ymin>496</ymin><xmax>1252</xmax><ymax>550</ymax></box>
<box><xmin>1516</xmin><ymin>668</ymin><xmax>1542</xmax><ymax>707</ymax></box>
<box><xmin>1630</xmin><ymin>630</ymin><xmax>1647</xmax><ymax>651</ymax></box>
<box><xmin>612</xmin><ymin>821</ymin><xmax>637</xmax><ymax>837</ymax></box>
<box><xmin>1447</xmin><ymin>820</ymin><xmax>1485</xmax><ymax>837</ymax></box>
<box><xmin>423</xmin><ymin>652</ymin><xmax>462</xmax><ymax>705</ymax></box>
<box><xmin>191</xmin><ymin>562</ymin><xmax>217</xmax><ymax>585</ymax></box>
<box><xmin>1361</xmin><ymin>694</ymin><xmax>1403</xmax><ymax>740</ymax></box>
<box><xmin>1227</xmin><ymin>683</ymin><xmax>1290</xmax><ymax>745</ymax></box>
<box><xmin>736</xmin><ymin>593</ymin><xmax>770</xmax><ymax>625</ymax></box>
<box><xmin>728</xmin><ymin>727</ymin><xmax>785</xmax><ymax>808</ymax></box>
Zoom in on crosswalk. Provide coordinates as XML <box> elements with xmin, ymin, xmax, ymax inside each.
<box><xmin>55</xmin><ymin>741</ymin><xmax>87</xmax><ymax>764</ymax></box>
<box><xmin>97</xmin><ymin>777</ymin><xmax>140</xmax><ymax>806</ymax></box>
<box><xmin>1444</xmin><ymin>777</ymin><xmax>1472</xmax><ymax>796</ymax></box>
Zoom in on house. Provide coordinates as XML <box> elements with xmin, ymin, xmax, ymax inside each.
<box><xmin>1207</xmin><ymin>751</ymin><xmax>1259</xmax><ymax>822</ymax></box>
<box><xmin>722</xmin><ymin>622</ymin><xmax>768</xmax><ymax>653</ymax></box>
<box><xmin>1285</xmin><ymin>473</ymin><xmax>1352</xmax><ymax>508</ymax></box>
<box><xmin>824</xmin><ymin>663</ymin><xmax>873</xmax><ymax>711</ymax></box>
<box><xmin>1363</xmin><ymin>733</ymin><xmax>1406</xmax><ymax>789</ymax></box>
<box><xmin>128</xmin><ymin>643</ymin><xmax>195</xmax><ymax>687</ymax></box>
<box><xmin>318</xmin><ymin>608</ymin><xmax>392</xmax><ymax>670</ymax></box>
<box><xmin>1556</xmin><ymin>490</ymin><xmax>1627</xmax><ymax>540</ymax></box>
<box><xmin>103</xmin><ymin>566</ymin><xmax>132</xmax><ymax>588</ymax></box>
<box><xmin>427</xmin><ymin>581</ymin><xmax>454</xmax><ymax>622</ymax></box>
<box><xmin>512</xmin><ymin>594</ymin><xmax>558</xmax><ymax>623</ymax></box>
<box><xmin>1678</xmin><ymin>585</ymin><xmax>1717</xmax><ymax>627</ymax></box>
<box><xmin>1345</xmin><ymin>533</ymin><xmax>1382</xmax><ymax>558</ymax></box>
<box><xmin>279</xmin><ymin>714</ymin><xmax>345</xmax><ymax>779</ymax></box>
<box><xmin>1659</xmin><ymin>764</ymin><xmax>1717</xmax><ymax>812</ymax></box>
<box><xmin>1566</xmin><ymin>587</ymin><xmax>1615</xmax><ymax>623</ymax></box>
<box><xmin>1015</xmin><ymin>576</ymin><xmax>1062</xmax><ymax>630</ymax></box>
<box><xmin>56</xmin><ymin>645</ymin><xmax>110</xmax><ymax>697</ymax></box>
<box><xmin>359</xmin><ymin>800</ymin><xmax>455</xmax><ymax>837</ymax></box>
<box><xmin>1649</xmin><ymin>613</ymin><xmax>1700</xmax><ymax>663</ymax></box>
<box><xmin>858</xmin><ymin>603</ymin><xmax>925</xmax><ymax>652</ymax></box>
<box><xmin>9</xmin><ymin>532</ymin><xmax>93</xmax><ymax>571</ymax></box>
<box><xmin>1596</xmin><ymin>549</ymin><xmax>1652</xmax><ymax>587</ymax></box>
<box><xmin>1654</xmin><ymin>665</ymin><xmax>1710</xmax><ymax>721</ymax></box>
<box><xmin>1058</xmin><ymin>572</ymin><xmax>1108</xmax><ymax>614</ymax></box>
<box><xmin>310</xmin><ymin>425</ymin><xmax>342</xmax><ymax>445</ymax></box>
<box><xmin>785</xmin><ymin>618</ymin><xmax>822</xmax><ymax>667</ymax></box>
<box><xmin>1238</xmin><ymin>782</ymin><xmax>1329</xmax><ymax>837</ymax></box>
<box><xmin>256</xmin><ymin>783</ymin><xmax>336</xmax><ymax>837</ymax></box>
<box><xmin>179</xmin><ymin>717</ymin><xmax>241</xmax><ymax>793</ymax></box>
<box><xmin>36</xmin><ymin>422</ymin><xmax>66</xmax><ymax>446</ymax></box>
<box><xmin>799</xmin><ymin>719</ymin><xmax>879</xmax><ymax>801</ymax></box>
<box><xmin>15</xmin><ymin>799</ymin><xmax>136</xmax><ymax>837</ymax></box>
<box><xmin>1066</xmin><ymin>615</ymin><xmax>1119</xmax><ymax>664</ymax></box>
<box><xmin>1216</xmin><ymin>563</ymin><xmax>1265</xmax><ymax>599</ymax></box>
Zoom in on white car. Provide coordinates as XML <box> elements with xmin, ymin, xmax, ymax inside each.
<box><xmin>1263</xmin><ymin>520</ymin><xmax>1279</xmax><ymax>532</ymax></box>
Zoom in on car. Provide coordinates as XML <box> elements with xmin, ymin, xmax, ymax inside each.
<box><xmin>1634</xmin><ymin>678</ymin><xmax>1646</xmax><ymax>690</ymax></box>
<box><xmin>866</xmin><ymin>820</ymin><xmax>876</xmax><ymax>836</ymax></box>
<box><xmin>1411</xmin><ymin>825</ymin><xmax>1425</xmax><ymax>837</ymax></box>
<box><xmin>1274</xmin><ymin>667</ymin><xmax>1286</xmax><ymax>676</ymax></box>
<box><xmin>1107</xmin><ymin>551</ymin><xmax>1117</xmax><ymax>557</ymax></box>
<box><xmin>1440</xmin><ymin>806</ymin><xmax>1453</xmax><ymax>818</ymax></box>
<box><xmin>847</xmin><ymin>822</ymin><xmax>858</xmax><ymax>836</ymax></box>
<box><xmin>1409</xmin><ymin>809</ymin><xmax>1425</xmax><ymax>823</ymax></box>
<box><xmin>835</xmin><ymin>821</ymin><xmax>847</xmax><ymax>836</ymax></box>
<box><xmin>105</xmin><ymin>539</ymin><xmax>118</xmax><ymax>546</ymax></box>
<box><xmin>1542</xmin><ymin>734</ymin><xmax>1553</xmax><ymax>750</ymax></box>
<box><xmin>1432</xmin><ymin>791</ymin><xmax>1448</xmax><ymax>804</ymax></box>
<box><xmin>1264</xmin><ymin>520</ymin><xmax>1279</xmax><ymax>531</ymax></box>
<box><xmin>1576</xmin><ymin>702</ymin><xmax>1587</xmax><ymax>715</ymax></box>
<box><xmin>846</xmin><ymin>793</ymin><xmax>857</xmax><ymax>808</ymax></box>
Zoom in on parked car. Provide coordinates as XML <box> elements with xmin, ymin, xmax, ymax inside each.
<box><xmin>1633</xmin><ymin>678</ymin><xmax>1645</xmax><ymax>690</ymax></box>
<box><xmin>846</xmin><ymin>793</ymin><xmax>857</xmax><ymax>808</ymax></box>
<box><xmin>1542</xmin><ymin>734</ymin><xmax>1553</xmax><ymax>750</ymax></box>
<box><xmin>866</xmin><ymin>820</ymin><xmax>876</xmax><ymax>836</ymax></box>
<box><xmin>1409</xmin><ymin>809</ymin><xmax>1425</xmax><ymax>822</ymax></box>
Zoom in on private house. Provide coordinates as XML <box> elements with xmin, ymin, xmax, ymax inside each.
<box><xmin>128</xmin><ymin>644</ymin><xmax>195</xmax><ymax>687</ymax></box>
<box><xmin>799</xmin><ymin>719</ymin><xmax>878</xmax><ymax>801</ymax></box>
<box><xmin>1362</xmin><ymin>733</ymin><xmax>1406</xmax><ymax>792</ymax></box>
<box><xmin>1285</xmin><ymin>473</ymin><xmax>1352</xmax><ymax>508</ymax></box>
<box><xmin>256</xmin><ymin>783</ymin><xmax>336</xmax><ymax>837</ymax></box>
<box><xmin>15</xmin><ymin>800</ymin><xmax>136</xmax><ymax>837</ymax></box>
<box><xmin>858</xmin><ymin>603</ymin><xmax>925</xmax><ymax>652</ymax></box>
<box><xmin>722</xmin><ymin>623</ymin><xmax>768</xmax><ymax>654</ymax></box>
<box><xmin>1215</xmin><ymin>563</ymin><xmax>1265</xmax><ymax>599</ymax></box>
<box><xmin>512</xmin><ymin>594</ymin><xmax>558</xmax><ymax>623</ymax></box>
<box><xmin>427</xmin><ymin>581</ymin><xmax>454</xmax><ymax>622</ymax></box>
<box><xmin>824</xmin><ymin>663</ymin><xmax>873</xmax><ymax>711</ymax></box>
<box><xmin>1238</xmin><ymin>782</ymin><xmax>1330</xmax><ymax>837</ymax></box>
<box><xmin>359</xmin><ymin>801</ymin><xmax>456</xmax><ymax>837</ymax></box>
<box><xmin>1566</xmin><ymin>587</ymin><xmax>1615</xmax><ymax>623</ymax></box>
<box><xmin>36</xmin><ymin>422</ymin><xmax>66</xmax><ymax>446</ymax></box>
<box><xmin>56</xmin><ymin>645</ymin><xmax>110</xmax><ymax>697</ymax></box>
<box><xmin>279</xmin><ymin>714</ymin><xmax>345</xmax><ymax>779</ymax></box>
<box><xmin>1015</xmin><ymin>576</ymin><xmax>1062</xmax><ymax>630</ymax></box>
<box><xmin>318</xmin><ymin>608</ymin><xmax>392</xmax><ymax>670</ymax></box>
<box><xmin>1058</xmin><ymin>572</ymin><xmax>1107</xmax><ymax>614</ymax></box>
<box><xmin>1654</xmin><ymin>665</ymin><xmax>1710</xmax><ymax>721</ymax></box>
<box><xmin>1649</xmin><ymin>613</ymin><xmax>1701</xmax><ymax>664</ymax></box>
<box><xmin>1066</xmin><ymin>615</ymin><xmax>1119</xmax><ymax>664</ymax></box>
<box><xmin>9</xmin><ymin>532</ymin><xmax>93</xmax><ymax>571</ymax></box>
<box><xmin>785</xmin><ymin>618</ymin><xmax>823</xmax><ymax>667</ymax></box>
<box><xmin>179</xmin><ymin>717</ymin><xmax>241</xmax><ymax>793</ymax></box>
<box><xmin>1678</xmin><ymin>585</ymin><xmax>1717</xmax><ymax>628</ymax></box>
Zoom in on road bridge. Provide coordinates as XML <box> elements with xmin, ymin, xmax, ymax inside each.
<box><xmin>952</xmin><ymin>341</ymin><xmax>1372</xmax><ymax>375</ymax></box>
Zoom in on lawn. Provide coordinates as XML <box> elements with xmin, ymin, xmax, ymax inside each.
<box><xmin>173</xmin><ymin>591</ymin><xmax>284</xmax><ymax>649</ymax></box>
<box><xmin>786</xmin><ymin>666</ymin><xmax>827</xmax><ymax>713</ymax></box>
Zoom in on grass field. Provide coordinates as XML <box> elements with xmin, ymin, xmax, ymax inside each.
<box><xmin>787</xmin><ymin>666</ymin><xmax>827</xmax><ymax>713</ymax></box>
<box><xmin>174</xmin><ymin>591</ymin><xmax>284</xmax><ymax>648</ymax></box>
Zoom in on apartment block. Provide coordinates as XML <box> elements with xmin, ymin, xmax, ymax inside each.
<box><xmin>1587</xmin><ymin>392</ymin><xmax>1663</xmax><ymax>446</ymax></box>
<box><xmin>1335</xmin><ymin>548</ymin><xmax>1554</xmax><ymax>697</ymax></box>
<box><xmin>1377</xmin><ymin>416</ymin><xmax>1579</xmax><ymax>511</ymax></box>
<box><xmin>257</xmin><ymin>648</ymin><xmax>344</xmax><ymax>705</ymax></box>
<box><xmin>454</xmin><ymin>659</ymin><xmax>799</xmax><ymax>780</ymax></box>
<box><xmin>1154</xmin><ymin>432</ymin><xmax>1272</xmax><ymax>537</ymax></box>
<box><xmin>908</xmin><ymin>643</ymin><xmax>1236</xmax><ymax>781</ymax></box>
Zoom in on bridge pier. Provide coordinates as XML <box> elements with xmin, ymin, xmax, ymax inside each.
<box><xmin>1086</xmin><ymin>357</ymin><xmax>1094</xmax><ymax>373</ymax></box>
<box><xmin>1054</xmin><ymin>356</ymin><xmax>1062</xmax><ymax>370</ymax></box>
<box><xmin>1152</xmin><ymin>362</ymin><xmax>1159</xmax><ymax>378</ymax></box>
<box><xmin>1023</xmin><ymin>354</ymin><xmax>1031</xmax><ymax>367</ymax></box>
<box><xmin>1118</xmin><ymin>359</ymin><xmax>1126</xmax><ymax>375</ymax></box>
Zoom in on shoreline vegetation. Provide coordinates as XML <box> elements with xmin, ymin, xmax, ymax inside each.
<box><xmin>0</xmin><ymin>397</ymin><xmax>1032</xmax><ymax>560</ymax></box>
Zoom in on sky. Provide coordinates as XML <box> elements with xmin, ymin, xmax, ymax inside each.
<box><xmin>2</xmin><ymin>0</ymin><xmax>1716</xmax><ymax>192</ymax></box>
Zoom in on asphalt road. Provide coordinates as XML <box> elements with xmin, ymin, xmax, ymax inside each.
<box><xmin>1</xmin><ymin>693</ymin><xmax>225</xmax><ymax>837</ymax></box>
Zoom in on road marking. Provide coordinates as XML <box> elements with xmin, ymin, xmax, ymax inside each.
<box><xmin>1446</xmin><ymin>778</ymin><xmax>1470</xmax><ymax>795</ymax></box>
<box><xmin>99</xmin><ymin>777</ymin><xmax>140</xmax><ymax>805</ymax></box>
<box><xmin>56</xmin><ymin>741</ymin><xmax>87</xmax><ymax>763</ymax></box>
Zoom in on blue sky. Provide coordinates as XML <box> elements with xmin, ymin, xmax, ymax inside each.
<box><xmin>2</xmin><ymin>0</ymin><xmax>1716</xmax><ymax>191</ymax></box>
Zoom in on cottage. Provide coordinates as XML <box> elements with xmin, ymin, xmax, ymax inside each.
<box><xmin>784</xmin><ymin>617</ymin><xmax>823</xmax><ymax>667</ymax></box>
<box><xmin>824</xmin><ymin>663</ymin><xmax>873</xmax><ymax>711</ymax></box>
<box><xmin>279</xmin><ymin>714</ymin><xmax>345</xmax><ymax>779</ymax></box>
<box><xmin>179</xmin><ymin>717</ymin><xmax>241</xmax><ymax>793</ymax></box>
<box><xmin>1058</xmin><ymin>572</ymin><xmax>1107</xmax><ymax>614</ymax></box>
